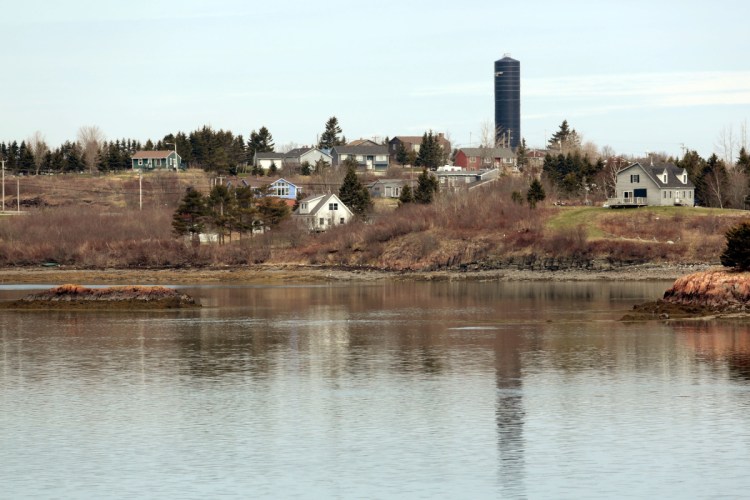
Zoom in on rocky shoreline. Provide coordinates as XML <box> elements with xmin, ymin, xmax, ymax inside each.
<box><xmin>0</xmin><ymin>263</ymin><xmax>710</xmax><ymax>285</ymax></box>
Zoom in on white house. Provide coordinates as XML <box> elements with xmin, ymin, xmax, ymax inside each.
<box><xmin>284</xmin><ymin>147</ymin><xmax>332</xmax><ymax>168</ymax></box>
<box><xmin>294</xmin><ymin>193</ymin><xmax>354</xmax><ymax>231</ymax></box>
<box><xmin>254</xmin><ymin>152</ymin><xmax>285</xmax><ymax>171</ymax></box>
<box><xmin>608</xmin><ymin>162</ymin><xmax>695</xmax><ymax>207</ymax></box>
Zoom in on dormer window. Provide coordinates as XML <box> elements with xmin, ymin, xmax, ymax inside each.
<box><xmin>682</xmin><ymin>174</ymin><xmax>687</xmax><ymax>183</ymax></box>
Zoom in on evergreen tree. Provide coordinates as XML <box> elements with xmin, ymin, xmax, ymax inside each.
<box><xmin>268</xmin><ymin>161</ymin><xmax>278</xmax><ymax>176</ymax></box>
<box><xmin>414</xmin><ymin>168</ymin><xmax>439</xmax><ymax>204</ymax></box>
<box><xmin>300</xmin><ymin>161</ymin><xmax>312</xmax><ymax>176</ymax></box>
<box><xmin>396</xmin><ymin>142</ymin><xmax>409</xmax><ymax>167</ymax></box>
<box><xmin>526</xmin><ymin>179</ymin><xmax>546</xmax><ymax>208</ymax></box>
<box><xmin>338</xmin><ymin>164</ymin><xmax>372</xmax><ymax>218</ymax></box>
<box><xmin>172</xmin><ymin>187</ymin><xmax>208</xmax><ymax>244</ymax></box>
<box><xmin>398</xmin><ymin>184</ymin><xmax>414</xmax><ymax>205</ymax></box>
<box><xmin>720</xmin><ymin>222</ymin><xmax>750</xmax><ymax>270</ymax></box>
<box><xmin>318</xmin><ymin>116</ymin><xmax>345</xmax><ymax>149</ymax></box>
<box><xmin>256</xmin><ymin>197</ymin><xmax>290</xmax><ymax>230</ymax></box>
<box><xmin>207</xmin><ymin>184</ymin><xmax>233</xmax><ymax>244</ymax></box>
<box><xmin>415</xmin><ymin>131</ymin><xmax>444</xmax><ymax>170</ymax></box>
<box><xmin>737</xmin><ymin>147</ymin><xmax>750</xmax><ymax>175</ymax></box>
<box><xmin>247</xmin><ymin>126</ymin><xmax>275</xmax><ymax>163</ymax></box>
<box><xmin>548</xmin><ymin>120</ymin><xmax>581</xmax><ymax>152</ymax></box>
<box><xmin>516</xmin><ymin>138</ymin><xmax>528</xmax><ymax>171</ymax></box>
<box><xmin>314</xmin><ymin>157</ymin><xmax>329</xmax><ymax>175</ymax></box>
<box><xmin>230</xmin><ymin>185</ymin><xmax>257</xmax><ymax>239</ymax></box>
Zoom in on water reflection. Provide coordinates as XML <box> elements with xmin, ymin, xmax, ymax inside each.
<box><xmin>3</xmin><ymin>281</ymin><xmax>750</xmax><ymax>498</ymax></box>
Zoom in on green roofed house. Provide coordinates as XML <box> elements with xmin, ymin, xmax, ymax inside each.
<box><xmin>132</xmin><ymin>150</ymin><xmax>183</xmax><ymax>171</ymax></box>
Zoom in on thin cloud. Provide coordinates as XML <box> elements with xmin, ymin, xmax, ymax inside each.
<box><xmin>414</xmin><ymin>71</ymin><xmax>750</xmax><ymax>108</ymax></box>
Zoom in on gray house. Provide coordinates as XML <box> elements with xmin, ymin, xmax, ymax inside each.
<box><xmin>368</xmin><ymin>179</ymin><xmax>412</xmax><ymax>198</ymax></box>
<box><xmin>608</xmin><ymin>162</ymin><xmax>695</xmax><ymax>207</ymax></box>
<box><xmin>330</xmin><ymin>145</ymin><xmax>390</xmax><ymax>172</ymax></box>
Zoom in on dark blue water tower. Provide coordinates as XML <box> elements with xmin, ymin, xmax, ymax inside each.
<box><xmin>494</xmin><ymin>54</ymin><xmax>520</xmax><ymax>150</ymax></box>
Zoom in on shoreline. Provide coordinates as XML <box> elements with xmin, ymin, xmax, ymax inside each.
<box><xmin>0</xmin><ymin>263</ymin><xmax>712</xmax><ymax>285</ymax></box>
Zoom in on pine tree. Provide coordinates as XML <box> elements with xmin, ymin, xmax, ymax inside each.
<box><xmin>338</xmin><ymin>164</ymin><xmax>372</xmax><ymax>218</ymax></box>
<box><xmin>300</xmin><ymin>161</ymin><xmax>312</xmax><ymax>176</ymax></box>
<box><xmin>398</xmin><ymin>184</ymin><xmax>414</xmax><ymax>205</ymax></box>
<box><xmin>208</xmin><ymin>184</ymin><xmax>233</xmax><ymax>244</ymax></box>
<box><xmin>737</xmin><ymin>147</ymin><xmax>750</xmax><ymax>175</ymax></box>
<box><xmin>268</xmin><ymin>161</ymin><xmax>278</xmax><ymax>176</ymax></box>
<box><xmin>414</xmin><ymin>169</ymin><xmax>439</xmax><ymax>204</ymax></box>
<box><xmin>720</xmin><ymin>222</ymin><xmax>750</xmax><ymax>270</ymax></box>
<box><xmin>247</xmin><ymin>126</ymin><xmax>275</xmax><ymax>163</ymax></box>
<box><xmin>415</xmin><ymin>131</ymin><xmax>443</xmax><ymax>170</ymax></box>
<box><xmin>526</xmin><ymin>179</ymin><xmax>546</xmax><ymax>208</ymax></box>
<box><xmin>172</xmin><ymin>187</ymin><xmax>207</xmax><ymax>244</ymax></box>
<box><xmin>318</xmin><ymin>116</ymin><xmax>345</xmax><ymax>149</ymax></box>
<box><xmin>548</xmin><ymin>120</ymin><xmax>581</xmax><ymax>152</ymax></box>
<box><xmin>396</xmin><ymin>142</ymin><xmax>409</xmax><ymax>167</ymax></box>
<box><xmin>516</xmin><ymin>138</ymin><xmax>528</xmax><ymax>170</ymax></box>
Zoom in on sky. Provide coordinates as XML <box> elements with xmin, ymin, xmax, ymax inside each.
<box><xmin>2</xmin><ymin>0</ymin><xmax>750</xmax><ymax>160</ymax></box>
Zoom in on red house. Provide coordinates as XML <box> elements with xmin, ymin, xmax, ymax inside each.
<box><xmin>454</xmin><ymin>147</ymin><xmax>516</xmax><ymax>171</ymax></box>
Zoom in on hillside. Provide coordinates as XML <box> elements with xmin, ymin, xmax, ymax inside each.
<box><xmin>1</xmin><ymin>172</ymin><xmax>748</xmax><ymax>271</ymax></box>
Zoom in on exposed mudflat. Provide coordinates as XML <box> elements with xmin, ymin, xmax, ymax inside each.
<box><xmin>2</xmin><ymin>284</ymin><xmax>199</xmax><ymax>310</ymax></box>
<box><xmin>0</xmin><ymin>263</ymin><xmax>710</xmax><ymax>285</ymax></box>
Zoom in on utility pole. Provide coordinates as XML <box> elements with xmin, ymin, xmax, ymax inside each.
<box><xmin>1</xmin><ymin>159</ymin><xmax>5</xmax><ymax>212</ymax></box>
<box><xmin>16</xmin><ymin>176</ymin><xmax>20</xmax><ymax>213</ymax></box>
<box><xmin>139</xmin><ymin>170</ymin><xmax>143</xmax><ymax>210</ymax></box>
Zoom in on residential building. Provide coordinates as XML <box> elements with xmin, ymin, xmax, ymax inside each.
<box><xmin>494</xmin><ymin>54</ymin><xmax>520</xmax><ymax>149</ymax></box>
<box><xmin>607</xmin><ymin>162</ymin><xmax>695</xmax><ymax>207</ymax></box>
<box><xmin>435</xmin><ymin>168</ymin><xmax>500</xmax><ymax>190</ymax></box>
<box><xmin>368</xmin><ymin>179</ymin><xmax>412</xmax><ymax>199</ymax></box>
<box><xmin>347</xmin><ymin>139</ymin><xmax>381</xmax><ymax>147</ymax></box>
<box><xmin>131</xmin><ymin>150</ymin><xmax>182</xmax><ymax>171</ymax></box>
<box><xmin>254</xmin><ymin>152</ymin><xmax>285</xmax><ymax>172</ymax></box>
<box><xmin>283</xmin><ymin>147</ymin><xmax>332</xmax><ymax>169</ymax></box>
<box><xmin>267</xmin><ymin>178</ymin><xmax>301</xmax><ymax>200</ymax></box>
<box><xmin>388</xmin><ymin>134</ymin><xmax>451</xmax><ymax>161</ymax></box>
<box><xmin>454</xmin><ymin>147</ymin><xmax>516</xmax><ymax>171</ymax></box>
<box><xmin>330</xmin><ymin>145</ymin><xmax>390</xmax><ymax>172</ymax></box>
<box><xmin>294</xmin><ymin>193</ymin><xmax>354</xmax><ymax>231</ymax></box>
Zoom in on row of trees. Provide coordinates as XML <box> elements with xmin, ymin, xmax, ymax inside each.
<box><xmin>172</xmin><ymin>184</ymin><xmax>291</xmax><ymax>244</ymax></box>
<box><xmin>0</xmin><ymin>117</ymin><xmax>354</xmax><ymax>176</ymax></box>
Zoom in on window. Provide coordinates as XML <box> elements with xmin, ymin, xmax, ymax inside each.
<box><xmin>469</xmin><ymin>156</ymin><xmax>476</xmax><ymax>162</ymax></box>
<box><xmin>630</xmin><ymin>174</ymin><xmax>640</xmax><ymax>183</ymax></box>
<box><xmin>319</xmin><ymin>218</ymin><xmax>324</xmax><ymax>225</ymax></box>
<box><xmin>138</xmin><ymin>159</ymin><xmax>142</xmax><ymax>166</ymax></box>
<box><xmin>339</xmin><ymin>218</ymin><xmax>345</xmax><ymax>224</ymax></box>
<box><xmin>301</xmin><ymin>203</ymin><xmax>307</xmax><ymax>210</ymax></box>
<box><xmin>663</xmin><ymin>191</ymin><xmax>667</xmax><ymax>199</ymax></box>
<box><xmin>329</xmin><ymin>203</ymin><xmax>338</xmax><ymax>210</ymax></box>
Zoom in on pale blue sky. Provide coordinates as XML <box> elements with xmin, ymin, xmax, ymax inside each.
<box><xmin>3</xmin><ymin>0</ymin><xmax>750</xmax><ymax>159</ymax></box>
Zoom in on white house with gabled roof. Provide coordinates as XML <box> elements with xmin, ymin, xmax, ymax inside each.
<box><xmin>293</xmin><ymin>193</ymin><xmax>354</xmax><ymax>231</ymax></box>
<box><xmin>608</xmin><ymin>162</ymin><xmax>695</xmax><ymax>207</ymax></box>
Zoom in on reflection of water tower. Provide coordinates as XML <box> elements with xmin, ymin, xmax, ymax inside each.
<box><xmin>494</xmin><ymin>54</ymin><xmax>520</xmax><ymax>149</ymax></box>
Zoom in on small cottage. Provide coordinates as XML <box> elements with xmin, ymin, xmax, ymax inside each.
<box><xmin>294</xmin><ymin>193</ymin><xmax>354</xmax><ymax>231</ymax></box>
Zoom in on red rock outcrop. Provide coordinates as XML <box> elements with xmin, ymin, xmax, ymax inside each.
<box><xmin>662</xmin><ymin>270</ymin><xmax>750</xmax><ymax>312</ymax></box>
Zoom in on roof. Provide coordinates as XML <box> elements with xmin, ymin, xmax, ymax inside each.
<box><xmin>269</xmin><ymin>178</ymin><xmax>298</xmax><ymax>187</ymax></box>
<box><xmin>458</xmin><ymin>147</ymin><xmax>514</xmax><ymax>158</ymax></box>
<box><xmin>255</xmin><ymin>152</ymin><xmax>285</xmax><ymax>160</ymax></box>
<box><xmin>297</xmin><ymin>193</ymin><xmax>353</xmax><ymax>217</ymax></box>
<box><xmin>132</xmin><ymin>150</ymin><xmax>174</xmax><ymax>159</ymax></box>
<box><xmin>331</xmin><ymin>145</ymin><xmax>388</xmax><ymax>155</ymax></box>
<box><xmin>347</xmin><ymin>139</ymin><xmax>380</xmax><ymax>146</ymax></box>
<box><xmin>620</xmin><ymin>162</ymin><xmax>695</xmax><ymax>189</ymax></box>
<box><xmin>391</xmin><ymin>135</ymin><xmax>451</xmax><ymax>147</ymax></box>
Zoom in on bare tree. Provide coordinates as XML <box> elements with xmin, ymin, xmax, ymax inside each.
<box><xmin>478</xmin><ymin>120</ymin><xmax>499</xmax><ymax>168</ymax></box>
<box><xmin>724</xmin><ymin>168</ymin><xmax>748</xmax><ymax>208</ymax></box>
<box><xmin>715</xmin><ymin>125</ymin><xmax>737</xmax><ymax>165</ymax></box>
<box><xmin>77</xmin><ymin>125</ymin><xmax>105</xmax><ymax>174</ymax></box>
<box><xmin>704</xmin><ymin>167</ymin><xmax>726</xmax><ymax>209</ymax></box>
<box><xmin>27</xmin><ymin>130</ymin><xmax>48</xmax><ymax>175</ymax></box>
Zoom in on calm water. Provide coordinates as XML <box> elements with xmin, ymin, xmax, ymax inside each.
<box><xmin>1</xmin><ymin>281</ymin><xmax>750</xmax><ymax>499</ymax></box>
